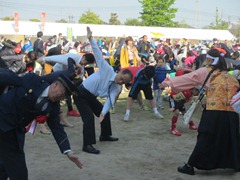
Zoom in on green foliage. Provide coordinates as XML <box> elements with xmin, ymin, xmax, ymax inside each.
<box><xmin>1</xmin><ymin>16</ymin><xmax>14</xmax><ymax>21</ymax></box>
<box><xmin>174</xmin><ymin>19</ymin><xmax>191</xmax><ymax>28</ymax></box>
<box><xmin>229</xmin><ymin>18</ymin><xmax>240</xmax><ymax>38</ymax></box>
<box><xmin>56</xmin><ymin>19</ymin><xmax>68</xmax><ymax>23</ymax></box>
<box><xmin>207</xmin><ymin>7</ymin><xmax>228</xmax><ymax>30</ymax></box>
<box><xmin>29</xmin><ymin>19</ymin><xmax>40</xmax><ymax>22</ymax></box>
<box><xmin>138</xmin><ymin>0</ymin><xmax>177</xmax><ymax>27</ymax></box>
<box><xmin>109</xmin><ymin>13</ymin><xmax>121</xmax><ymax>25</ymax></box>
<box><xmin>79</xmin><ymin>10</ymin><xmax>103</xmax><ymax>24</ymax></box>
<box><xmin>124</xmin><ymin>18</ymin><xmax>143</xmax><ymax>26</ymax></box>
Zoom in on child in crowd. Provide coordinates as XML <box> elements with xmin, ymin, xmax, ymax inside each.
<box><xmin>153</xmin><ymin>58</ymin><xmax>167</xmax><ymax>109</ymax></box>
<box><xmin>123</xmin><ymin>66</ymin><xmax>164</xmax><ymax>121</ymax></box>
<box><xmin>168</xmin><ymin>69</ymin><xmax>198</xmax><ymax>136</ymax></box>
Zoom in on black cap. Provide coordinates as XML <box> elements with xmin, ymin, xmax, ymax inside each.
<box><xmin>57</xmin><ymin>74</ymin><xmax>78</xmax><ymax>96</ymax></box>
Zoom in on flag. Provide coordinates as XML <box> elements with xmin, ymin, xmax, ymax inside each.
<box><xmin>14</xmin><ymin>12</ymin><xmax>19</xmax><ymax>32</ymax></box>
<box><xmin>67</xmin><ymin>27</ymin><xmax>73</xmax><ymax>41</ymax></box>
<box><xmin>41</xmin><ymin>12</ymin><xmax>46</xmax><ymax>31</ymax></box>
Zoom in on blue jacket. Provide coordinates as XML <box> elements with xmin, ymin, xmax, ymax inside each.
<box><xmin>134</xmin><ymin>68</ymin><xmax>152</xmax><ymax>85</ymax></box>
<box><xmin>153</xmin><ymin>67</ymin><xmax>167</xmax><ymax>90</ymax></box>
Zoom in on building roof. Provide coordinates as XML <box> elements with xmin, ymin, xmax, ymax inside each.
<box><xmin>0</xmin><ymin>21</ymin><xmax>236</xmax><ymax>40</ymax></box>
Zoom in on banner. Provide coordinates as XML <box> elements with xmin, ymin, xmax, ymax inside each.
<box><xmin>41</xmin><ymin>12</ymin><xmax>46</xmax><ymax>31</ymax></box>
<box><xmin>67</xmin><ymin>27</ymin><xmax>73</xmax><ymax>41</ymax></box>
<box><xmin>14</xmin><ymin>12</ymin><xmax>19</xmax><ymax>32</ymax></box>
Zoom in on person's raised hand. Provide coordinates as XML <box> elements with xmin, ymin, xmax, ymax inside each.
<box><xmin>87</xmin><ymin>26</ymin><xmax>93</xmax><ymax>40</ymax></box>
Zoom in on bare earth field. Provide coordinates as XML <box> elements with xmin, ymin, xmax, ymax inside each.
<box><xmin>25</xmin><ymin>92</ymin><xmax>240</xmax><ymax>180</ymax></box>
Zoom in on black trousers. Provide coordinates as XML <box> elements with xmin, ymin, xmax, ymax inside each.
<box><xmin>66</xmin><ymin>95</ymin><xmax>73</xmax><ymax>111</ymax></box>
<box><xmin>73</xmin><ymin>85</ymin><xmax>112</xmax><ymax>146</ymax></box>
<box><xmin>0</xmin><ymin>129</ymin><xmax>28</xmax><ymax>180</ymax></box>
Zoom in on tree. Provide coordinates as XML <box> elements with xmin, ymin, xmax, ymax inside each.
<box><xmin>29</xmin><ymin>19</ymin><xmax>40</xmax><ymax>22</ymax></box>
<box><xmin>79</xmin><ymin>10</ymin><xmax>103</xmax><ymax>24</ymax></box>
<box><xmin>109</xmin><ymin>13</ymin><xmax>121</xmax><ymax>25</ymax></box>
<box><xmin>124</xmin><ymin>18</ymin><xmax>143</xmax><ymax>26</ymax></box>
<box><xmin>229</xmin><ymin>18</ymin><xmax>240</xmax><ymax>38</ymax></box>
<box><xmin>1</xmin><ymin>16</ymin><xmax>14</xmax><ymax>21</ymax></box>
<box><xmin>138</xmin><ymin>0</ymin><xmax>177</xmax><ymax>27</ymax></box>
<box><xmin>174</xmin><ymin>19</ymin><xmax>192</xmax><ymax>28</ymax></box>
<box><xmin>56</xmin><ymin>19</ymin><xmax>68</xmax><ymax>23</ymax></box>
<box><xmin>207</xmin><ymin>7</ymin><xmax>228</xmax><ymax>30</ymax></box>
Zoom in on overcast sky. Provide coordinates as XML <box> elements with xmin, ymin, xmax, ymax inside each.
<box><xmin>0</xmin><ymin>0</ymin><xmax>239</xmax><ymax>28</ymax></box>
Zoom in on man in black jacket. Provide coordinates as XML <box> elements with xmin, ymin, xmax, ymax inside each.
<box><xmin>33</xmin><ymin>31</ymin><xmax>45</xmax><ymax>58</ymax></box>
<box><xmin>0</xmin><ymin>69</ymin><xmax>82</xmax><ymax>180</ymax></box>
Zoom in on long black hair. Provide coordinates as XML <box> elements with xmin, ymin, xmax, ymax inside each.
<box><xmin>208</xmin><ymin>49</ymin><xmax>227</xmax><ymax>71</ymax></box>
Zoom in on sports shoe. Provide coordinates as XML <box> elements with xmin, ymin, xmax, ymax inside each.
<box><xmin>158</xmin><ymin>104</ymin><xmax>164</xmax><ymax>110</ymax></box>
<box><xmin>163</xmin><ymin>95</ymin><xmax>169</xmax><ymax>101</ymax></box>
<box><xmin>60</xmin><ymin>100</ymin><xmax>66</xmax><ymax>106</ymax></box>
<box><xmin>67</xmin><ymin>109</ymin><xmax>80</xmax><ymax>117</ymax></box>
<box><xmin>40</xmin><ymin>129</ymin><xmax>51</xmax><ymax>135</ymax></box>
<box><xmin>60</xmin><ymin>121</ymin><xmax>74</xmax><ymax>128</ymax></box>
<box><xmin>189</xmin><ymin>124</ymin><xmax>198</xmax><ymax>130</ymax></box>
<box><xmin>123</xmin><ymin>114</ymin><xmax>129</xmax><ymax>121</ymax></box>
<box><xmin>140</xmin><ymin>105</ymin><xmax>151</xmax><ymax>111</ymax></box>
<box><xmin>189</xmin><ymin>121</ymin><xmax>198</xmax><ymax>130</ymax></box>
<box><xmin>171</xmin><ymin>128</ymin><xmax>181</xmax><ymax>136</ymax></box>
<box><xmin>154</xmin><ymin>112</ymin><xmax>164</xmax><ymax>119</ymax></box>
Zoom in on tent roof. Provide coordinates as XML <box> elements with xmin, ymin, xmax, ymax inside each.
<box><xmin>0</xmin><ymin>21</ymin><xmax>235</xmax><ymax>40</ymax></box>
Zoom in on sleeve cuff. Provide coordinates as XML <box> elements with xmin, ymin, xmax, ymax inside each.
<box><xmin>63</xmin><ymin>149</ymin><xmax>72</xmax><ymax>154</ymax></box>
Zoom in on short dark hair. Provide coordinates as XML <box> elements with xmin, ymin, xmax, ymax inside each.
<box><xmin>125</xmin><ymin>36</ymin><xmax>133</xmax><ymax>44</ymax></box>
<box><xmin>47</xmin><ymin>46</ymin><xmax>62</xmax><ymax>56</ymax></box>
<box><xmin>143</xmin><ymin>65</ymin><xmax>155</xmax><ymax>79</ymax></box>
<box><xmin>121</xmin><ymin>69</ymin><xmax>133</xmax><ymax>81</ymax></box>
<box><xmin>74</xmin><ymin>41</ymin><xmax>80</xmax><ymax>48</ymax></box>
<box><xmin>83</xmin><ymin>53</ymin><xmax>95</xmax><ymax>63</ymax></box>
<box><xmin>37</xmin><ymin>31</ymin><xmax>43</xmax><ymax>38</ymax></box>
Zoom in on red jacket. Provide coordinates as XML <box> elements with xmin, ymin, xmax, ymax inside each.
<box><xmin>170</xmin><ymin>69</ymin><xmax>193</xmax><ymax>102</ymax></box>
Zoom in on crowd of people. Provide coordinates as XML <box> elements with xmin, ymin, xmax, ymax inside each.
<box><xmin>0</xmin><ymin>26</ymin><xmax>240</xmax><ymax>179</ymax></box>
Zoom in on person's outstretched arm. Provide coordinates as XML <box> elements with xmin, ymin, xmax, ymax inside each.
<box><xmin>87</xmin><ymin>26</ymin><xmax>110</xmax><ymax>70</ymax></box>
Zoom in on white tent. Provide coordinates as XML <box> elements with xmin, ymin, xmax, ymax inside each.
<box><xmin>0</xmin><ymin>21</ymin><xmax>236</xmax><ymax>40</ymax></box>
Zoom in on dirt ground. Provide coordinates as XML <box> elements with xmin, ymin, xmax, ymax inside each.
<box><xmin>25</xmin><ymin>92</ymin><xmax>240</xmax><ymax>180</ymax></box>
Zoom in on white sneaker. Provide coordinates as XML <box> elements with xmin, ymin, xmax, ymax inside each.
<box><xmin>154</xmin><ymin>112</ymin><xmax>164</xmax><ymax>119</ymax></box>
<box><xmin>123</xmin><ymin>114</ymin><xmax>129</xmax><ymax>121</ymax></box>
<box><xmin>158</xmin><ymin>104</ymin><xmax>164</xmax><ymax>110</ymax></box>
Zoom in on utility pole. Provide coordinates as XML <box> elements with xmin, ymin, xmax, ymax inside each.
<box><xmin>68</xmin><ymin>15</ymin><xmax>75</xmax><ymax>23</ymax></box>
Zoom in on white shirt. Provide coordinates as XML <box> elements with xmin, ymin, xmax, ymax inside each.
<box><xmin>36</xmin><ymin>86</ymin><xmax>49</xmax><ymax>111</ymax></box>
<box><xmin>68</xmin><ymin>48</ymin><xmax>78</xmax><ymax>54</ymax></box>
<box><xmin>82</xmin><ymin>39</ymin><xmax>121</xmax><ymax>115</ymax></box>
<box><xmin>42</xmin><ymin>53</ymin><xmax>82</xmax><ymax>72</ymax></box>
